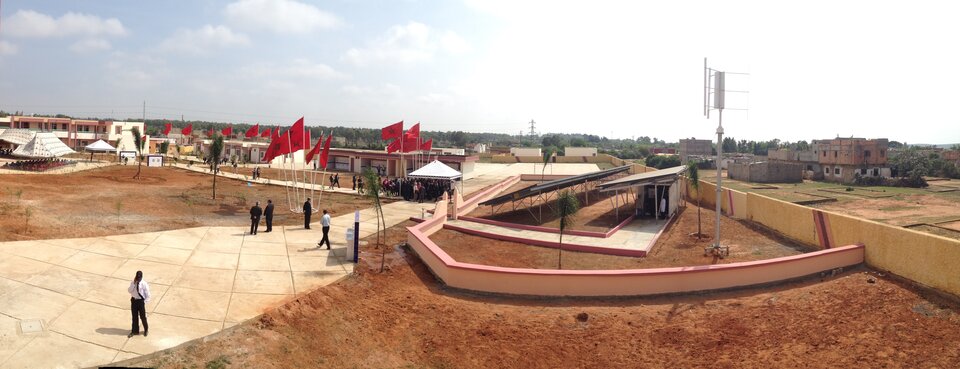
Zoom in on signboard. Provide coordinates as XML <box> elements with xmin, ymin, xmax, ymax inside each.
<box><xmin>147</xmin><ymin>155</ymin><xmax>164</xmax><ymax>167</ymax></box>
<box><xmin>119</xmin><ymin>151</ymin><xmax>136</xmax><ymax>159</ymax></box>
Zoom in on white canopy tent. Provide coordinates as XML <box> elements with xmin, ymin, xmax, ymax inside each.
<box><xmin>407</xmin><ymin>160</ymin><xmax>462</xmax><ymax>180</ymax></box>
<box><xmin>12</xmin><ymin>132</ymin><xmax>76</xmax><ymax>158</ymax></box>
<box><xmin>84</xmin><ymin>139</ymin><xmax>117</xmax><ymax>152</ymax></box>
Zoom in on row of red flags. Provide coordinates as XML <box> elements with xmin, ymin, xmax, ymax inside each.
<box><xmin>163</xmin><ymin>119</ymin><xmax>332</xmax><ymax>167</ymax></box>
<box><xmin>381</xmin><ymin>121</ymin><xmax>432</xmax><ymax>154</ymax></box>
<box><xmin>163</xmin><ymin>122</ymin><xmax>272</xmax><ymax>139</ymax></box>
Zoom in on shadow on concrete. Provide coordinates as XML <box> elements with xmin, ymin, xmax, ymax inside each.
<box><xmin>96</xmin><ymin>327</ymin><xmax>130</xmax><ymax>336</ymax></box>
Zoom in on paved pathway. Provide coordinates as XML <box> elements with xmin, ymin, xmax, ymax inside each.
<box><xmin>446</xmin><ymin>217</ymin><xmax>668</xmax><ymax>254</ymax></box>
<box><xmin>0</xmin><ymin>201</ymin><xmax>424</xmax><ymax>369</ymax></box>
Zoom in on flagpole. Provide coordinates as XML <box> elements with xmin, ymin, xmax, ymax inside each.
<box><xmin>318</xmin><ymin>130</ymin><xmax>330</xmax><ymax>203</ymax></box>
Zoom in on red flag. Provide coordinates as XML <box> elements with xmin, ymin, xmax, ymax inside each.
<box><xmin>272</xmin><ymin>126</ymin><xmax>280</xmax><ymax>140</ymax></box>
<box><xmin>245</xmin><ymin>124</ymin><xmax>259</xmax><ymax>138</ymax></box>
<box><xmin>305</xmin><ymin>134</ymin><xmax>323</xmax><ymax>163</ymax></box>
<box><xmin>207</xmin><ymin>128</ymin><xmax>214</xmax><ymax>137</ymax></box>
<box><xmin>222</xmin><ymin>125</ymin><xmax>233</xmax><ymax>137</ymax></box>
<box><xmin>181</xmin><ymin>124</ymin><xmax>193</xmax><ymax>136</ymax></box>
<box><xmin>163</xmin><ymin>122</ymin><xmax>172</xmax><ymax>136</ymax></box>
<box><xmin>386</xmin><ymin>138</ymin><xmax>401</xmax><ymax>154</ymax></box>
<box><xmin>401</xmin><ymin>135</ymin><xmax>420</xmax><ymax>153</ymax></box>
<box><xmin>263</xmin><ymin>131</ymin><xmax>291</xmax><ymax>163</ymax></box>
<box><xmin>404</xmin><ymin>122</ymin><xmax>420</xmax><ymax>139</ymax></box>
<box><xmin>420</xmin><ymin>139</ymin><xmax>432</xmax><ymax>151</ymax></box>
<box><xmin>382</xmin><ymin>120</ymin><xmax>403</xmax><ymax>140</ymax></box>
<box><xmin>288</xmin><ymin>117</ymin><xmax>305</xmax><ymax>152</ymax></box>
<box><xmin>276</xmin><ymin>131</ymin><xmax>291</xmax><ymax>157</ymax></box>
<box><xmin>318</xmin><ymin>133</ymin><xmax>333</xmax><ymax>169</ymax></box>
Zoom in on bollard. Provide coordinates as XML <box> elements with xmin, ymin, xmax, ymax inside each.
<box><xmin>353</xmin><ymin>210</ymin><xmax>360</xmax><ymax>263</ymax></box>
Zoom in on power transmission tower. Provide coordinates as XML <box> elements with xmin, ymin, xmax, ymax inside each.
<box><xmin>528</xmin><ymin>119</ymin><xmax>537</xmax><ymax>137</ymax></box>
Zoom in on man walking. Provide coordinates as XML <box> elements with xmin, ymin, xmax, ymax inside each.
<box><xmin>303</xmin><ymin>198</ymin><xmax>312</xmax><ymax>229</ymax></box>
<box><xmin>249</xmin><ymin>201</ymin><xmax>262</xmax><ymax>235</ymax></box>
<box><xmin>333</xmin><ymin>173</ymin><xmax>340</xmax><ymax>188</ymax></box>
<box><xmin>352</xmin><ymin>175</ymin><xmax>357</xmax><ymax>191</ymax></box>
<box><xmin>263</xmin><ymin>199</ymin><xmax>274</xmax><ymax>232</ymax></box>
<box><xmin>318</xmin><ymin>209</ymin><xmax>332</xmax><ymax>249</ymax></box>
<box><xmin>127</xmin><ymin>270</ymin><xmax>151</xmax><ymax>338</ymax></box>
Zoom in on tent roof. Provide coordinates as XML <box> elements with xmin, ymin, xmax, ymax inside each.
<box><xmin>85</xmin><ymin>139</ymin><xmax>117</xmax><ymax>152</ymax></box>
<box><xmin>12</xmin><ymin>132</ymin><xmax>76</xmax><ymax>158</ymax></box>
<box><xmin>0</xmin><ymin>128</ymin><xmax>36</xmax><ymax>145</ymax></box>
<box><xmin>597</xmin><ymin>165</ymin><xmax>687</xmax><ymax>192</ymax></box>
<box><xmin>408</xmin><ymin>160</ymin><xmax>462</xmax><ymax>179</ymax></box>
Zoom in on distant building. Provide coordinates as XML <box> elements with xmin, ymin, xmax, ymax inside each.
<box><xmin>728</xmin><ymin>161</ymin><xmax>803</xmax><ymax>183</ymax></box>
<box><xmin>812</xmin><ymin>138</ymin><xmax>890</xmax><ymax>184</ymax></box>
<box><xmin>563</xmin><ymin>147</ymin><xmax>597</xmax><ymax>156</ymax></box>
<box><xmin>768</xmin><ymin>149</ymin><xmax>822</xmax><ymax>179</ymax></box>
<box><xmin>678</xmin><ymin>138</ymin><xmax>712</xmax><ymax>164</ymax></box>
<box><xmin>471</xmin><ymin>143</ymin><xmax>487</xmax><ymax>154</ymax></box>
<box><xmin>2</xmin><ymin>116</ymin><xmax>146</xmax><ymax>152</ymax></box>
<box><xmin>650</xmin><ymin>148</ymin><xmax>676</xmax><ymax>155</ymax></box>
<box><xmin>510</xmin><ymin>147</ymin><xmax>542</xmax><ymax>157</ymax></box>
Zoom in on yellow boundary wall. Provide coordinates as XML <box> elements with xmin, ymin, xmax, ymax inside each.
<box><xmin>681</xmin><ymin>175</ymin><xmax>960</xmax><ymax>297</ymax></box>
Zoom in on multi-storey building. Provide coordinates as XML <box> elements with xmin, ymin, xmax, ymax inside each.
<box><xmin>3</xmin><ymin>116</ymin><xmax>146</xmax><ymax>152</ymax></box>
<box><xmin>678</xmin><ymin>138</ymin><xmax>713</xmax><ymax>164</ymax></box>
<box><xmin>812</xmin><ymin>138</ymin><xmax>890</xmax><ymax>183</ymax></box>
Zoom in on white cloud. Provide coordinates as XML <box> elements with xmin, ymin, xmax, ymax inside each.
<box><xmin>225</xmin><ymin>0</ymin><xmax>342</xmax><ymax>34</ymax></box>
<box><xmin>3</xmin><ymin>10</ymin><xmax>127</xmax><ymax>38</ymax></box>
<box><xmin>418</xmin><ymin>93</ymin><xmax>455</xmax><ymax>105</ymax></box>
<box><xmin>341</xmin><ymin>84</ymin><xmax>402</xmax><ymax>97</ymax></box>
<box><xmin>0</xmin><ymin>41</ymin><xmax>17</xmax><ymax>56</ymax></box>
<box><xmin>240</xmin><ymin>59</ymin><xmax>347</xmax><ymax>80</ymax></box>
<box><xmin>342</xmin><ymin>22</ymin><xmax>470</xmax><ymax>66</ymax></box>
<box><xmin>157</xmin><ymin>25</ymin><xmax>249</xmax><ymax>55</ymax></box>
<box><xmin>70</xmin><ymin>38</ymin><xmax>112</xmax><ymax>53</ymax></box>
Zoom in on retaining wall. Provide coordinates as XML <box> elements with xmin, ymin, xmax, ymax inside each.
<box><xmin>406</xmin><ymin>185</ymin><xmax>865</xmax><ymax>297</ymax></box>
<box><xmin>680</xmin><ymin>175</ymin><xmax>960</xmax><ymax>297</ymax></box>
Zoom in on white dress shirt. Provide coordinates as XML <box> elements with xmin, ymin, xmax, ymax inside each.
<box><xmin>321</xmin><ymin>213</ymin><xmax>331</xmax><ymax>227</ymax></box>
<box><xmin>128</xmin><ymin>280</ymin><xmax>152</xmax><ymax>303</ymax></box>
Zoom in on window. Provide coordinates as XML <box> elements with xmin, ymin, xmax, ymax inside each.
<box><xmin>864</xmin><ymin>150</ymin><xmax>871</xmax><ymax>157</ymax></box>
<box><xmin>873</xmin><ymin>168</ymin><xmax>879</xmax><ymax>176</ymax></box>
<box><xmin>824</xmin><ymin>167</ymin><xmax>830</xmax><ymax>174</ymax></box>
<box><xmin>881</xmin><ymin>150</ymin><xmax>885</xmax><ymax>157</ymax></box>
<box><xmin>807</xmin><ymin>165</ymin><xmax>813</xmax><ymax>171</ymax></box>
<box><xmin>115</xmin><ymin>126</ymin><xmax>122</xmax><ymax>134</ymax></box>
<box><xmin>834</xmin><ymin>151</ymin><xmax>838</xmax><ymax>158</ymax></box>
<box><xmin>823</xmin><ymin>151</ymin><xmax>827</xmax><ymax>157</ymax></box>
<box><xmin>835</xmin><ymin>167</ymin><xmax>841</xmax><ymax>175</ymax></box>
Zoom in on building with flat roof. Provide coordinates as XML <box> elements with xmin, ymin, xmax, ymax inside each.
<box><xmin>2</xmin><ymin>116</ymin><xmax>146</xmax><ymax>153</ymax></box>
<box><xmin>812</xmin><ymin>138</ymin><xmax>890</xmax><ymax>184</ymax></box>
<box><xmin>678</xmin><ymin>138</ymin><xmax>712</xmax><ymax>164</ymax></box>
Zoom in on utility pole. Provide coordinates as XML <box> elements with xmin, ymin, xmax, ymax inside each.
<box><xmin>528</xmin><ymin>119</ymin><xmax>537</xmax><ymax>137</ymax></box>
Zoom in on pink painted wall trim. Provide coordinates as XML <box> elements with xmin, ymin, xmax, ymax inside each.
<box><xmin>455</xmin><ymin>175</ymin><xmax>522</xmax><ymax>216</ymax></box>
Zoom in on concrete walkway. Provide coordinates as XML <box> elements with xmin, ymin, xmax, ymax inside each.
<box><xmin>445</xmin><ymin>217</ymin><xmax>668</xmax><ymax>255</ymax></box>
<box><xmin>172</xmin><ymin>163</ymin><xmax>379</xmax><ymax>197</ymax></box>
<box><xmin>0</xmin><ymin>201</ymin><xmax>425</xmax><ymax>369</ymax></box>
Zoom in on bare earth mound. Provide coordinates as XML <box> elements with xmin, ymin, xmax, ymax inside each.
<box><xmin>129</xmin><ymin>221</ymin><xmax>960</xmax><ymax>369</ymax></box>
<box><xmin>0</xmin><ymin>165</ymin><xmax>387</xmax><ymax>242</ymax></box>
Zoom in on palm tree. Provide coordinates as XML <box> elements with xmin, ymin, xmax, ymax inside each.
<box><xmin>362</xmin><ymin>168</ymin><xmax>388</xmax><ymax>272</ymax></box>
<box><xmin>131</xmin><ymin>127</ymin><xmax>145</xmax><ymax>179</ymax></box>
<box><xmin>209</xmin><ymin>134</ymin><xmax>224</xmax><ymax>200</ymax></box>
<box><xmin>687</xmin><ymin>161</ymin><xmax>702</xmax><ymax>240</ymax></box>
<box><xmin>555</xmin><ymin>189</ymin><xmax>580</xmax><ymax>270</ymax></box>
<box><xmin>541</xmin><ymin>146</ymin><xmax>555</xmax><ymax>183</ymax></box>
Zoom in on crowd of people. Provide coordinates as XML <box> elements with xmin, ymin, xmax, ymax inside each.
<box><xmin>3</xmin><ymin>158</ymin><xmax>75</xmax><ymax>172</ymax></box>
<box><xmin>0</xmin><ymin>148</ymin><xmax>14</xmax><ymax>157</ymax></box>
<box><xmin>382</xmin><ymin>177</ymin><xmax>453</xmax><ymax>203</ymax></box>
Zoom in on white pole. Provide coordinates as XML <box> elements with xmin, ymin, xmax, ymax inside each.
<box><xmin>715</xmin><ymin>109</ymin><xmax>724</xmax><ymax>248</ymax></box>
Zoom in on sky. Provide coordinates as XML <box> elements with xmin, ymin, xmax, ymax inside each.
<box><xmin>1</xmin><ymin>0</ymin><xmax>959</xmax><ymax>144</ymax></box>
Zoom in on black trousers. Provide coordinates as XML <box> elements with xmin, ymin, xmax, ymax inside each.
<box><xmin>131</xmin><ymin>297</ymin><xmax>148</xmax><ymax>333</ymax></box>
<box><xmin>265</xmin><ymin>216</ymin><xmax>273</xmax><ymax>232</ymax></box>
<box><xmin>304</xmin><ymin>213</ymin><xmax>311</xmax><ymax>228</ymax></box>
<box><xmin>319</xmin><ymin>226</ymin><xmax>331</xmax><ymax>248</ymax></box>
<box><xmin>250</xmin><ymin>218</ymin><xmax>260</xmax><ymax>234</ymax></box>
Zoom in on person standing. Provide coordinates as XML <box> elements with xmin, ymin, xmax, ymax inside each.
<box><xmin>249</xmin><ymin>201</ymin><xmax>262</xmax><ymax>235</ymax></box>
<box><xmin>303</xmin><ymin>198</ymin><xmax>312</xmax><ymax>229</ymax></box>
<box><xmin>127</xmin><ymin>270</ymin><xmax>151</xmax><ymax>338</ymax></box>
<box><xmin>352</xmin><ymin>175</ymin><xmax>357</xmax><ymax>191</ymax></box>
<box><xmin>318</xmin><ymin>209</ymin><xmax>332</xmax><ymax>249</ymax></box>
<box><xmin>263</xmin><ymin>199</ymin><xmax>274</xmax><ymax>233</ymax></box>
<box><xmin>333</xmin><ymin>173</ymin><xmax>340</xmax><ymax>188</ymax></box>
<box><xmin>357</xmin><ymin>177</ymin><xmax>364</xmax><ymax>195</ymax></box>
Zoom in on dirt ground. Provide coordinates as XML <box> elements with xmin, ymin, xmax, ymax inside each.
<box><xmin>468</xmin><ymin>182</ymin><xmax>634</xmax><ymax>233</ymax></box>
<box><xmin>0</xmin><ymin>165</ymin><xmax>386</xmax><ymax>242</ymax></box>
<box><xmin>812</xmin><ymin>193</ymin><xmax>960</xmax><ymax>228</ymax></box>
<box><xmin>435</xmin><ymin>204</ymin><xmax>808</xmax><ymax>270</ymax></box>
<box><xmin>130</xmin><ymin>220</ymin><xmax>960</xmax><ymax>369</ymax></box>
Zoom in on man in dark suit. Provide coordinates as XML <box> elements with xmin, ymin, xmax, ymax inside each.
<box><xmin>263</xmin><ymin>199</ymin><xmax>274</xmax><ymax>232</ymax></box>
<box><xmin>249</xmin><ymin>201</ymin><xmax>262</xmax><ymax>235</ymax></box>
<box><xmin>303</xmin><ymin>198</ymin><xmax>312</xmax><ymax>229</ymax></box>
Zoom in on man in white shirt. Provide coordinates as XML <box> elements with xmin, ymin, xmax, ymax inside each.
<box><xmin>127</xmin><ymin>270</ymin><xmax>151</xmax><ymax>338</ymax></box>
<box><xmin>318</xmin><ymin>209</ymin><xmax>332</xmax><ymax>249</ymax></box>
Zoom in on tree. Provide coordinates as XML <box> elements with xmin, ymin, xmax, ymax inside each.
<box><xmin>131</xmin><ymin>127</ymin><xmax>145</xmax><ymax>179</ymax></box>
<box><xmin>722</xmin><ymin>137</ymin><xmax>737</xmax><ymax>153</ymax></box>
<box><xmin>209</xmin><ymin>134</ymin><xmax>224</xmax><ymax>199</ymax></box>
<box><xmin>362</xmin><ymin>168</ymin><xmax>388</xmax><ymax>272</ymax></box>
<box><xmin>555</xmin><ymin>190</ymin><xmax>580</xmax><ymax>269</ymax></box>
<box><xmin>541</xmin><ymin>146</ymin><xmax>556</xmax><ymax>183</ymax></box>
<box><xmin>687</xmin><ymin>161</ymin><xmax>702</xmax><ymax>240</ymax></box>
<box><xmin>159</xmin><ymin>141</ymin><xmax>169</xmax><ymax>156</ymax></box>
